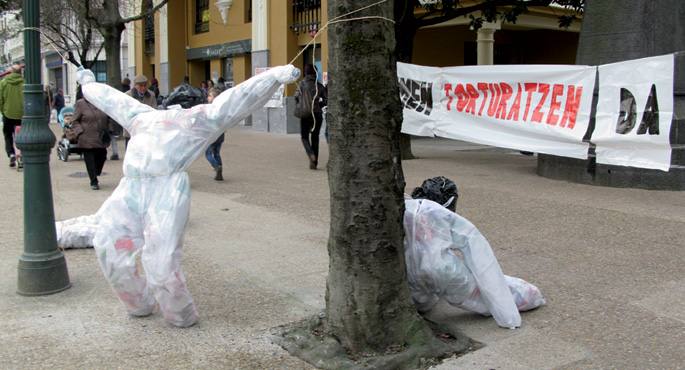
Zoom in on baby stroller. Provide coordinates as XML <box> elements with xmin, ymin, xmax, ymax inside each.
<box><xmin>56</xmin><ymin>106</ymin><xmax>83</xmax><ymax>162</ymax></box>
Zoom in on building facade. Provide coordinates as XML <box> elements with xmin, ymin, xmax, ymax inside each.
<box><xmin>131</xmin><ymin>0</ymin><xmax>580</xmax><ymax>134</ymax></box>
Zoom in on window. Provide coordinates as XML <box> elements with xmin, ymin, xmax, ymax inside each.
<box><xmin>89</xmin><ymin>61</ymin><xmax>107</xmax><ymax>83</ymax></box>
<box><xmin>245</xmin><ymin>0</ymin><xmax>252</xmax><ymax>23</ymax></box>
<box><xmin>195</xmin><ymin>0</ymin><xmax>210</xmax><ymax>33</ymax></box>
<box><xmin>144</xmin><ymin>0</ymin><xmax>155</xmax><ymax>55</ymax></box>
<box><xmin>290</xmin><ymin>0</ymin><xmax>321</xmax><ymax>35</ymax></box>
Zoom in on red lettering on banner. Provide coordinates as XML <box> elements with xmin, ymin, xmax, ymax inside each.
<box><xmin>441</xmin><ymin>80</ymin><xmax>583</xmax><ymax>130</ymax></box>
<box><xmin>487</xmin><ymin>83</ymin><xmax>501</xmax><ymax>117</ymax></box>
<box><xmin>546</xmin><ymin>84</ymin><xmax>564</xmax><ymax>125</ymax></box>
<box><xmin>523</xmin><ymin>83</ymin><xmax>537</xmax><ymax>121</ymax></box>
<box><xmin>465</xmin><ymin>84</ymin><xmax>478</xmax><ymax>115</ymax></box>
<box><xmin>496</xmin><ymin>83</ymin><xmax>513</xmax><ymax>119</ymax></box>
<box><xmin>477</xmin><ymin>83</ymin><xmax>489</xmax><ymax>116</ymax></box>
<box><xmin>455</xmin><ymin>84</ymin><xmax>468</xmax><ymax>112</ymax></box>
<box><xmin>506</xmin><ymin>83</ymin><xmax>523</xmax><ymax>121</ymax></box>
<box><xmin>444</xmin><ymin>83</ymin><xmax>453</xmax><ymax>111</ymax></box>
<box><xmin>560</xmin><ymin>85</ymin><xmax>583</xmax><ymax>129</ymax></box>
<box><xmin>531</xmin><ymin>83</ymin><xmax>550</xmax><ymax>123</ymax></box>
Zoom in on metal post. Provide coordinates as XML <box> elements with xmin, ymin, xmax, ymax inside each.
<box><xmin>15</xmin><ymin>0</ymin><xmax>71</xmax><ymax>295</ymax></box>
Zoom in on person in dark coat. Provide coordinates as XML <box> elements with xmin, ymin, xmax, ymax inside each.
<box><xmin>294</xmin><ymin>64</ymin><xmax>327</xmax><ymax>169</ymax></box>
<box><xmin>68</xmin><ymin>86</ymin><xmax>114</xmax><ymax>190</ymax></box>
<box><xmin>149</xmin><ymin>77</ymin><xmax>160</xmax><ymax>100</ymax></box>
<box><xmin>53</xmin><ymin>88</ymin><xmax>65</xmax><ymax>115</ymax></box>
<box><xmin>121</xmin><ymin>77</ymin><xmax>131</xmax><ymax>93</ymax></box>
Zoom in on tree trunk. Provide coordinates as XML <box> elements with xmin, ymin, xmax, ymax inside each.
<box><xmin>326</xmin><ymin>0</ymin><xmax>433</xmax><ymax>354</ymax></box>
<box><xmin>102</xmin><ymin>24</ymin><xmax>124</xmax><ymax>88</ymax></box>
<box><xmin>394</xmin><ymin>1</ymin><xmax>419</xmax><ymax>160</ymax></box>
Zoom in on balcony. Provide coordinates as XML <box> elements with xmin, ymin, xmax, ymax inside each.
<box><xmin>290</xmin><ymin>0</ymin><xmax>321</xmax><ymax>35</ymax></box>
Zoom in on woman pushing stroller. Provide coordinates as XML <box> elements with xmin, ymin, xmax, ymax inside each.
<box><xmin>64</xmin><ymin>87</ymin><xmax>116</xmax><ymax>190</ymax></box>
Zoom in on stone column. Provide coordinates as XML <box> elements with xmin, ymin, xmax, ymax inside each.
<box><xmin>157</xmin><ymin>0</ymin><xmax>170</xmax><ymax>96</ymax></box>
<box><xmin>251</xmin><ymin>0</ymin><xmax>269</xmax><ymax>129</ymax></box>
<box><xmin>476</xmin><ymin>22</ymin><xmax>500</xmax><ymax>65</ymax></box>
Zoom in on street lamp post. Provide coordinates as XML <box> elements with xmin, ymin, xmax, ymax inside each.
<box><xmin>15</xmin><ymin>0</ymin><xmax>70</xmax><ymax>295</ymax></box>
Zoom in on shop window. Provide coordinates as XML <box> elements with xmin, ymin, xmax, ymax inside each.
<box><xmin>195</xmin><ymin>0</ymin><xmax>210</xmax><ymax>33</ymax></box>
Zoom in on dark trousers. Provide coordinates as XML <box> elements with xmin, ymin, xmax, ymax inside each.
<box><xmin>300</xmin><ymin>113</ymin><xmax>323</xmax><ymax>160</ymax></box>
<box><xmin>3</xmin><ymin>116</ymin><xmax>21</xmax><ymax>157</ymax></box>
<box><xmin>205</xmin><ymin>133</ymin><xmax>225</xmax><ymax>169</ymax></box>
<box><xmin>82</xmin><ymin>148</ymin><xmax>107</xmax><ymax>186</ymax></box>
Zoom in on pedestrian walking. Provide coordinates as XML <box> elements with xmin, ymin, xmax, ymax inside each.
<box><xmin>0</xmin><ymin>63</ymin><xmax>24</xmax><ymax>169</ymax></box>
<box><xmin>120</xmin><ymin>77</ymin><xmax>131</xmax><ymax>93</ymax></box>
<box><xmin>67</xmin><ymin>86</ymin><xmax>114</xmax><ymax>190</ymax></box>
<box><xmin>124</xmin><ymin>74</ymin><xmax>157</xmax><ymax>148</ymax></box>
<box><xmin>149</xmin><ymin>77</ymin><xmax>160</xmax><ymax>100</ymax></box>
<box><xmin>294</xmin><ymin>64</ymin><xmax>327</xmax><ymax>169</ymax></box>
<box><xmin>53</xmin><ymin>88</ymin><xmax>65</xmax><ymax>116</ymax></box>
<box><xmin>204</xmin><ymin>87</ymin><xmax>225</xmax><ymax>181</ymax></box>
<box><xmin>217</xmin><ymin>77</ymin><xmax>227</xmax><ymax>92</ymax></box>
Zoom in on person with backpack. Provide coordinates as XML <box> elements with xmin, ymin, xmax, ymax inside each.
<box><xmin>294</xmin><ymin>64</ymin><xmax>327</xmax><ymax>170</ymax></box>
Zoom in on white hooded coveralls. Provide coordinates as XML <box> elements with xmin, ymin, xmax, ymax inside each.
<box><xmin>57</xmin><ymin>66</ymin><xmax>299</xmax><ymax>327</ymax></box>
<box><xmin>404</xmin><ymin>199</ymin><xmax>545</xmax><ymax>329</ymax></box>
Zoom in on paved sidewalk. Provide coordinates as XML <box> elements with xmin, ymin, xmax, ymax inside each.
<box><xmin>1</xmin><ymin>125</ymin><xmax>683</xmax><ymax>369</ymax></box>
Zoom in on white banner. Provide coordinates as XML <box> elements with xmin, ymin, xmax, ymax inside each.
<box><xmin>593</xmin><ymin>54</ymin><xmax>674</xmax><ymax>171</ymax></box>
<box><xmin>399</xmin><ymin>62</ymin><xmax>596</xmax><ymax>159</ymax></box>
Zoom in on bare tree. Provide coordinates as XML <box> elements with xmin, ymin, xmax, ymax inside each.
<box><xmin>40</xmin><ymin>0</ymin><xmax>103</xmax><ymax>69</ymax></box>
<box><xmin>85</xmin><ymin>0</ymin><xmax>169</xmax><ymax>88</ymax></box>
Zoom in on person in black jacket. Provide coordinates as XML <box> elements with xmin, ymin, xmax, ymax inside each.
<box><xmin>294</xmin><ymin>64</ymin><xmax>327</xmax><ymax>169</ymax></box>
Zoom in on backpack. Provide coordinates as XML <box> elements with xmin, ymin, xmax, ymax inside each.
<box><xmin>294</xmin><ymin>81</ymin><xmax>315</xmax><ymax>119</ymax></box>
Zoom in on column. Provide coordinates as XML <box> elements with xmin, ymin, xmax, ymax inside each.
<box><xmin>476</xmin><ymin>21</ymin><xmax>500</xmax><ymax>65</ymax></box>
<box><xmin>251</xmin><ymin>0</ymin><xmax>269</xmax><ymax>130</ymax></box>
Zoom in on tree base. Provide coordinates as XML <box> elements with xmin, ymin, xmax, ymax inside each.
<box><xmin>271</xmin><ymin>314</ymin><xmax>479</xmax><ymax>369</ymax></box>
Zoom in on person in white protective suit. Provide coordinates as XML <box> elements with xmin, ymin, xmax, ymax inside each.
<box><xmin>404</xmin><ymin>177</ymin><xmax>546</xmax><ymax>329</ymax></box>
<box><xmin>56</xmin><ymin>65</ymin><xmax>300</xmax><ymax>327</ymax></box>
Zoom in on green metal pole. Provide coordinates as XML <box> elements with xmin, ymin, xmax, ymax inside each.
<box><xmin>15</xmin><ymin>0</ymin><xmax>70</xmax><ymax>295</ymax></box>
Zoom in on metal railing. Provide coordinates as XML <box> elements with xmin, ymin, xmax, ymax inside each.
<box><xmin>290</xmin><ymin>0</ymin><xmax>321</xmax><ymax>35</ymax></box>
